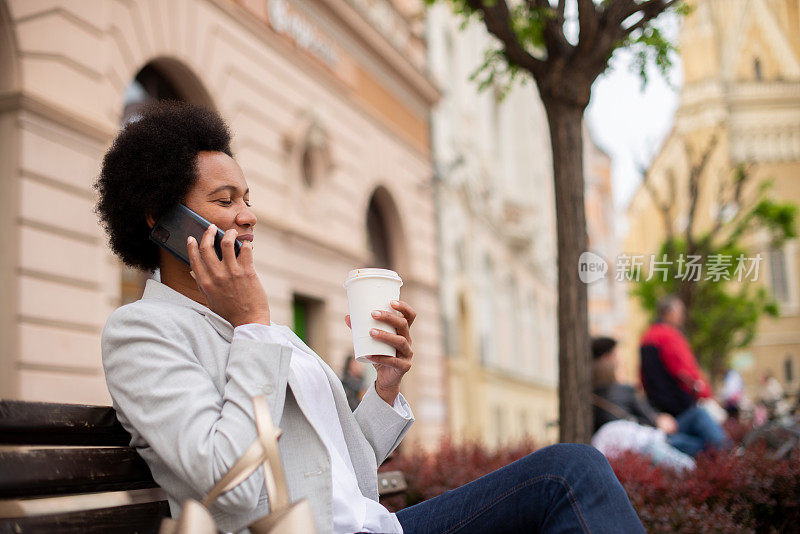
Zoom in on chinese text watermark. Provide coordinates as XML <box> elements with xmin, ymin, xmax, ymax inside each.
<box><xmin>578</xmin><ymin>252</ymin><xmax>763</xmax><ymax>283</ymax></box>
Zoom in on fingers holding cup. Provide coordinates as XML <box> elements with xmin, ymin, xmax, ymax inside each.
<box><xmin>369</xmin><ymin>328</ymin><xmax>412</xmax><ymax>360</ymax></box>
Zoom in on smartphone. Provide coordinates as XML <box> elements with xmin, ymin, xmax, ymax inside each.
<box><xmin>149</xmin><ymin>203</ymin><xmax>242</xmax><ymax>267</ymax></box>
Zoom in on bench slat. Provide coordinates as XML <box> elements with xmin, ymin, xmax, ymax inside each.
<box><xmin>0</xmin><ymin>400</ymin><xmax>131</xmax><ymax>446</ymax></box>
<box><xmin>0</xmin><ymin>447</ymin><xmax>158</xmax><ymax>498</ymax></box>
<box><xmin>0</xmin><ymin>501</ymin><xmax>170</xmax><ymax>534</ymax></box>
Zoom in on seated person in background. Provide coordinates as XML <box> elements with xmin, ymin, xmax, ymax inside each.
<box><xmin>758</xmin><ymin>370</ymin><xmax>791</xmax><ymax>422</ymax></box>
<box><xmin>591</xmin><ymin>336</ymin><xmax>695</xmax><ymax>471</ymax></box>
<box><xmin>341</xmin><ymin>356</ymin><xmax>365</xmax><ymax>412</ymax></box>
<box><xmin>720</xmin><ymin>367</ymin><xmax>745</xmax><ymax>420</ymax></box>
<box><xmin>639</xmin><ymin>295</ymin><xmax>731</xmax><ymax>456</ymax></box>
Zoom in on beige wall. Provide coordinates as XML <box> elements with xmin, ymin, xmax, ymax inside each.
<box><xmin>0</xmin><ymin>0</ymin><xmax>446</xmax><ymax>446</ymax></box>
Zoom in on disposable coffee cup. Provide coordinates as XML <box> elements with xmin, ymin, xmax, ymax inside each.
<box><xmin>343</xmin><ymin>268</ymin><xmax>403</xmax><ymax>363</ymax></box>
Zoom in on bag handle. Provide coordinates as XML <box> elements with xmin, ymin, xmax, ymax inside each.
<box><xmin>200</xmin><ymin>396</ymin><xmax>290</xmax><ymax>512</ymax></box>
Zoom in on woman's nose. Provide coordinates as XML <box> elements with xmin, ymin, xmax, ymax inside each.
<box><xmin>237</xmin><ymin>204</ymin><xmax>257</xmax><ymax>227</ymax></box>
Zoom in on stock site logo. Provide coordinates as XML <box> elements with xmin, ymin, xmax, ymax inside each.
<box><xmin>578</xmin><ymin>251</ymin><xmax>608</xmax><ymax>284</ymax></box>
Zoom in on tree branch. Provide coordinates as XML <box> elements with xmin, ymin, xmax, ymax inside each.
<box><xmin>709</xmin><ymin>172</ymin><xmax>729</xmax><ymax>238</ymax></box>
<box><xmin>577</xmin><ymin>0</ymin><xmax>599</xmax><ymax>52</ymax></box>
<box><xmin>557</xmin><ymin>0</ymin><xmax>566</xmax><ymax>21</ymax></box>
<box><xmin>620</xmin><ymin>0</ymin><xmax>682</xmax><ymax>38</ymax></box>
<box><xmin>601</xmin><ymin>0</ymin><xmax>638</xmax><ymax>29</ymax></box>
<box><xmin>640</xmin><ymin>164</ymin><xmax>674</xmax><ymax>241</ymax></box>
<box><xmin>466</xmin><ymin>0</ymin><xmax>547</xmax><ymax>79</ymax></box>
<box><xmin>685</xmin><ymin>133</ymin><xmax>720</xmax><ymax>252</ymax></box>
<box><xmin>525</xmin><ymin>0</ymin><xmax>572</xmax><ymax>59</ymax></box>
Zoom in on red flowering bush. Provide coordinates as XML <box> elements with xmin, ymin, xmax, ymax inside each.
<box><xmin>379</xmin><ymin>437</ymin><xmax>534</xmax><ymax>512</ymax></box>
<box><xmin>380</xmin><ymin>438</ymin><xmax>800</xmax><ymax>532</ymax></box>
<box><xmin>608</xmin><ymin>445</ymin><xmax>800</xmax><ymax>533</ymax></box>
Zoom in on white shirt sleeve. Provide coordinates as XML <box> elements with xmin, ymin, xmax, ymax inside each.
<box><xmin>237</xmin><ymin>324</ymin><xmax>411</xmax><ymax>419</ymax></box>
<box><xmin>390</xmin><ymin>392</ymin><xmax>410</xmax><ymax>418</ymax></box>
<box><xmin>233</xmin><ymin>322</ymin><xmax>287</xmax><ymax>343</ymax></box>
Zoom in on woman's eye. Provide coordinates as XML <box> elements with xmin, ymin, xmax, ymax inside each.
<box><xmin>217</xmin><ymin>200</ymin><xmax>232</xmax><ymax>206</ymax></box>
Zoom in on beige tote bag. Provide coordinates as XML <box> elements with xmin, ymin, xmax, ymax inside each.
<box><xmin>159</xmin><ymin>396</ymin><xmax>317</xmax><ymax>534</ymax></box>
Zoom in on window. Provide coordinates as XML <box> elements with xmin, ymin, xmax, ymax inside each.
<box><xmin>785</xmin><ymin>354</ymin><xmax>794</xmax><ymax>384</ymax></box>
<box><xmin>494</xmin><ymin>406</ymin><xmax>504</xmax><ymax>447</ymax></box>
<box><xmin>367</xmin><ymin>197</ymin><xmax>393</xmax><ymax>269</ymax></box>
<box><xmin>456</xmin><ymin>292</ymin><xmax>472</xmax><ymax>360</ymax></box>
<box><xmin>122</xmin><ymin>64</ymin><xmax>183</xmax><ymax>125</ymax></box>
<box><xmin>510</xmin><ymin>278</ymin><xmax>522</xmax><ymax>367</ymax></box>
<box><xmin>769</xmin><ymin>248</ymin><xmax>789</xmax><ymax>303</ymax></box>
<box><xmin>292</xmin><ymin>294</ymin><xmax>328</xmax><ymax>360</ymax></box>
<box><xmin>480</xmin><ymin>255</ymin><xmax>496</xmax><ymax>366</ymax></box>
<box><xmin>754</xmin><ymin>58</ymin><xmax>763</xmax><ymax>81</ymax></box>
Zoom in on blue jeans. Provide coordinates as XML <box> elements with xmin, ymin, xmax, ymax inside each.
<box><xmin>667</xmin><ymin>405</ymin><xmax>731</xmax><ymax>457</ymax></box>
<box><xmin>393</xmin><ymin>443</ymin><xmax>644</xmax><ymax>534</ymax></box>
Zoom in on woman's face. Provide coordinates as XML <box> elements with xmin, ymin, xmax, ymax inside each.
<box><xmin>183</xmin><ymin>151</ymin><xmax>257</xmax><ymax>243</ymax></box>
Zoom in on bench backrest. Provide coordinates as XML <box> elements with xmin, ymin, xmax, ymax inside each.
<box><xmin>0</xmin><ymin>399</ymin><xmax>406</xmax><ymax>533</ymax></box>
<box><xmin>0</xmin><ymin>399</ymin><xmax>169</xmax><ymax>533</ymax></box>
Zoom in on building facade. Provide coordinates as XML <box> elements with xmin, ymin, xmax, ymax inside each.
<box><xmin>426</xmin><ymin>4</ymin><xmax>559</xmax><ymax>447</ymax></box>
<box><xmin>622</xmin><ymin>0</ymin><xmax>800</xmax><ymax>396</ymax></box>
<box><xmin>584</xmin><ymin>125</ymin><xmax>627</xmax><ymax>347</ymax></box>
<box><xmin>0</xmin><ymin>0</ymin><xmax>447</xmax><ymax>446</ymax></box>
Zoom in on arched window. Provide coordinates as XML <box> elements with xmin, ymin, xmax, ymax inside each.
<box><xmin>366</xmin><ymin>186</ymin><xmax>404</xmax><ymax>270</ymax></box>
<box><xmin>367</xmin><ymin>198</ymin><xmax>392</xmax><ymax>269</ymax></box>
<box><xmin>118</xmin><ymin>60</ymin><xmax>214</xmax><ymax>305</ymax></box>
<box><xmin>121</xmin><ymin>64</ymin><xmax>183</xmax><ymax>126</ymax></box>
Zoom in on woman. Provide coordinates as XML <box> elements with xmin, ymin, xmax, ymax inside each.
<box><xmin>95</xmin><ymin>101</ymin><xmax>644</xmax><ymax>534</ymax></box>
<box><xmin>591</xmin><ymin>337</ymin><xmax>695</xmax><ymax>470</ymax></box>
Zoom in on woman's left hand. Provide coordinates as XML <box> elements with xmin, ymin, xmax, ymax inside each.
<box><xmin>345</xmin><ymin>300</ymin><xmax>415</xmax><ymax>405</ymax></box>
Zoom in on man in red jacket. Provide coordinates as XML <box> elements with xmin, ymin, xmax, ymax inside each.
<box><xmin>639</xmin><ymin>295</ymin><xmax>730</xmax><ymax>456</ymax></box>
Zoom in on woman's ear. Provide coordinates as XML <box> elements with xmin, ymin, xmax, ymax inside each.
<box><xmin>146</xmin><ymin>214</ymin><xmax>155</xmax><ymax>229</ymax></box>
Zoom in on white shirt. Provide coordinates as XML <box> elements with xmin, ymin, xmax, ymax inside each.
<box><xmin>235</xmin><ymin>323</ymin><xmax>405</xmax><ymax>534</ymax></box>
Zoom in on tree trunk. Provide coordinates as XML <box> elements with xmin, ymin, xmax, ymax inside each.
<box><xmin>543</xmin><ymin>97</ymin><xmax>592</xmax><ymax>444</ymax></box>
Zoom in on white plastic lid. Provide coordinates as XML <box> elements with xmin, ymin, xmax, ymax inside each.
<box><xmin>343</xmin><ymin>268</ymin><xmax>403</xmax><ymax>287</ymax></box>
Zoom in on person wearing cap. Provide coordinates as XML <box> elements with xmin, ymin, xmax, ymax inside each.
<box><xmin>591</xmin><ymin>337</ymin><xmax>696</xmax><ymax>470</ymax></box>
<box><xmin>96</xmin><ymin>101</ymin><xmax>645</xmax><ymax>534</ymax></box>
<box><xmin>592</xmin><ymin>337</ymin><xmax>680</xmax><ymax>434</ymax></box>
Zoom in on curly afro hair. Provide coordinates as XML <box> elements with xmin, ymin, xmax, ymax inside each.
<box><xmin>94</xmin><ymin>100</ymin><xmax>233</xmax><ymax>272</ymax></box>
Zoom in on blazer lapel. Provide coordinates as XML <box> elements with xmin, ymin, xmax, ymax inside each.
<box><xmin>274</xmin><ymin>328</ymin><xmax>378</xmax><ymax>497</ymax></box>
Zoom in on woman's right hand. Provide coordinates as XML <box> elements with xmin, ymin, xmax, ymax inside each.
<box><xmin>187</xmin><ymin>223</ymin><xmax>270</xmax><ymax>328</ymax></box>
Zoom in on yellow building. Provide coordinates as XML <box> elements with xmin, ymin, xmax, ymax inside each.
<box><xmin>622</xmin><ymin>0</ymin><xmax>800</xmax><ymax>398</ymax></box>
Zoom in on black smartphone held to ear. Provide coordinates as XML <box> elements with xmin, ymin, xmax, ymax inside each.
<box><xmin>149</xmin><ymin>203</ymin><xmax>242</xmax><ymax>267</ymax></box>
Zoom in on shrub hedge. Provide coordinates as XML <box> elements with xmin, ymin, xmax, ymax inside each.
<box><xmin>379</xmin><ymin>436</ymin><xmax>800</xmax><ymax>533</ymax></box>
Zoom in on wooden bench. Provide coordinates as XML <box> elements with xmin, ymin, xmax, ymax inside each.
<box><xmin>0</xmin><ymin>399</ymin><xmax>406</xmax><ymax>533</ymax></box>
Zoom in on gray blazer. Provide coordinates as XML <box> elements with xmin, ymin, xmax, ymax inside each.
<box><xmin>101</xmin><ymin>278</ymin><xmax>414</xmax><ymax>534</ymax></box>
